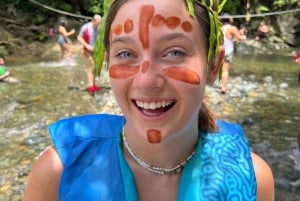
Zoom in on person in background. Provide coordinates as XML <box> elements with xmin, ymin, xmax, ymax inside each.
<box><xmin>57</xmin><ymin>19</ymin><xmax>75</xmax><ymax>63</ymax></box>
<box><xmin>220</xmin><ymin>15</ymin><xmax>246</xmax><ymax>94</ymax></box>
<box><xmin>77</xmin><ymin>14</ymin><xmax>102</xmax><ymax>96</ymax></box>
<box><xmin>291</xmin><ymin>51</ymin><xmax>300</xmax><ymax>63</ymax></box>
<box><xmin>239</xmin><ymin>24</ymin><xmax>248</xmax><ymax>36</ymax></box>
<box><xmin>0</xmin><ymin>57</ymin><xmax>19</xmax><ymax>83</ymax></box>
<box><xmin>23</xmin><ymin>1</ymin><xmax>274</xmax><ymax>200</ymax></box>
<box><xmin>255</xmin><ymin>21</ymin><xmax>269</xmax><ymax>41</ymax></box>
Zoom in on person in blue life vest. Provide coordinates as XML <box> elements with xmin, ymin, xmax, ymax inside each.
<box><xmin>77</xmin><ymin>14</ymin><xmax>102</xmax><ymax>96</ymax></box>
<box><xmin>23</xmin><ymin>0</ymin><xmax>274</xmax><ymax>201</ymax></box>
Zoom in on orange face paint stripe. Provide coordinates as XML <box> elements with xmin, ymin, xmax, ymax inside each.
<box><xmin>181</xmin><ymin>21</ymin><xmax>193</xmax><ymax>33</ymax></box>
<box><xmin>165</xmin><ymin>16</ymin><xmax>181</xmax><ymax>30</ymax></box>
<box><xmin>141</xmin><ymin>61</ymin><xmax>150</xmax><ymax>73</ymax></box>
<box><xmin>109</xmin><ymin>65</ymin><xmax>139</xmax><ymax>79</ymax></box>
<box><xmin>124</xmin><ymin>19</ymin><xmax>134</xmax><ymax>33</ymax></box>
<box><xmin>151</xmin><ymin>14</ymin><xmax>165</xmax><ymax>27</ymax></box>
<box><xmin>163</xmin><ymin>67</ymin><xmax>200</xmax><ymax>85</ymax></box>
<box><xmin>147</xmin><ymin>129</ymin><xmax>162</xmax><ymax>143</ymax></box>
<box><xmin>139</xmin><ymin>5</ymin><xmax>155</xmax><ymax>49</ymax></box>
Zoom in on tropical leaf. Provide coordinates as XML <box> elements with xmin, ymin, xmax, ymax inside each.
<box><xmin>94</xmin><ymin>0</ymin><xmax>110</xmax><ymax>76</ymax></box>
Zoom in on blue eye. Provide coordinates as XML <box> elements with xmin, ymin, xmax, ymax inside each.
<box><xmin>165</xmin><ymin>49</ymin><xmax>186</xmax><ymax>57</ymax></box>
<box><xmin>116</xmin><ymin>51</ymin><xmax>133</xmax><ymax>59</ymax></box>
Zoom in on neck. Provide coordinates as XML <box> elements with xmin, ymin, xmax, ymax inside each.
<box><xmin>122</xmin><ymin>127</ymin><xmax>198</xmax><ymax>171</ymax></box>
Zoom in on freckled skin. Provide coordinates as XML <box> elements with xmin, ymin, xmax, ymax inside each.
<box><xmin>165</xmin><ymin>16</ymin><xmax>181</xmax><ymax>30</ymax></box>
<box><xmin>147</xmin><ymin>129</ymin><xmax>162</xmax><ymax>143</ymax></box>
<box><xmin>181</xmin><ymin>21</ymin><xmax>193</xmax><ymax>33</ymax></box>
<box><xmin>151</xmin><ymin>14</ymin><xmax>165</xmax><ymax>27</ymax></box>
<box><xmin>124</xmin><ymin>19</ymin><xmax>134</xmax><ymax>33</ymax></box>
<box><xmin>139</xmin><ymin>5</ymin><xmax>154</xmax><ymax>49</ymax></box>
<box><xmin>141</xmin><ymin>61</ymin><xmax>150</xmax><ymax>73</ymax></box>
<box><xmin>112</xmin><ymin>24</ymin><xmax>123</xmax><ymax>36</ymax></box>
<box><xmin>163</xmin><ymin>67</ymin><xmax>200</xmax><ymax>85</ymax></box>
<box><xmin>109</xmin><ymin>64</ymin><xmax>139</xmax><ymax>79</ymax></box>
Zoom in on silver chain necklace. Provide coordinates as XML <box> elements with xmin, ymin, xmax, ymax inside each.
<box><xmin>122</xmin><ymin>129</ymin><xmax>196</xmax><ymax>175</ymax></box>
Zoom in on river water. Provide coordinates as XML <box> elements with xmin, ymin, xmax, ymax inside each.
<box><xmin>0</xmin><ymin>46</ymin><xmax>299</xmax><ymax>200</ymax></box>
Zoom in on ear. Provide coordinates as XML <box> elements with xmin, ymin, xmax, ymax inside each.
<box><xmin>206</xmin><ymin>46</ymin><xmax>225</xmax><ymax>84</ymax></box>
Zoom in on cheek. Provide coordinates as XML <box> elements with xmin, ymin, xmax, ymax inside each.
<box><xmin>163</xmin><ymin>67</ymin><xmax>201</xmax><ymax>85</ymax></box>
<box><xmin>109</xmin><ymin>65</ymin><xmax>139</xmax><ymax>79</ymax></box>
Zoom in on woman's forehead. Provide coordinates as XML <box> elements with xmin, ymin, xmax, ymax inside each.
<box><xmin>113</xmin><ymin>0</ymin><xmax>192</xmax><ymax>24</ymax></box>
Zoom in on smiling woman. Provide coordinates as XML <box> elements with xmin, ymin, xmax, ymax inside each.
<box><xmin>23</xmin><ymin>0</ymin><xmax>274</xmax><ymax>201</ymax></box>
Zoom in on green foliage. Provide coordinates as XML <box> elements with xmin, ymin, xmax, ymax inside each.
<box><xmin>256</xmin><ymin>5</ymin><xmax>270</xmax><ymax>13</ymax></box>
<box><xmin>89</xmin><ymin>0</ymin><xmax>103</xmax><ymax>14</ymax></box>
<box><xmin>222</xmin><ymin>0</ymin><xmax>241</xmax><ymax>15</ymax></box>
<box><xmin>38</xmin><ymin>33</ymin><xmax>48</xmax><ymax>42</ymax></box>
<box><xmin>94</xmin><ymin>0</ymin><xmax>109</xmax><ymax>76</ymax></box>
<box><xmin>274</xmin><ymin>0</ymin><xmax>286</xmax><ymax>7</ymax></box>
<box><xmin>57</xmin><ymin>2</ymin><xmax>73</xmax><ymax>12</ymax></box>
<box><xmin>33</xmin><ymin>14</ymin><xmax>47</xmax><ymax>24</ymax></box>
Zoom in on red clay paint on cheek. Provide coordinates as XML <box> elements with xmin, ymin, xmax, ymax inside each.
<box><xmin>139</xmin><ymin>5</ymin><xmax>154</xmax><ymax>49</ymax></box>
<box><xmin>112</xmin><ymin>24</ymin><xmax>123</xmax><ymax>36</ymax></box>
<box><xmin>141</xmin><ymin>61</ymin><xmax>150</xmax><ymax>73</ymax></box>
<box><xmin>165</xmin><ymin>16</ymin><xmax>181</xmax><ymax>30</ymax></box>
<box><xmin>124</xmin><ymin>19</ymin><xmax>134</xmax><ymax>33</ymax></box>
<box><xmin>147</xmin><ymin>129</ymin><xmax>162</xmax><ymax>143</ymax></box>
<box><xmin>151</xmin><ymin>14</ymin><xmax>165</xmax><ymax>27</ymax></box>
<box><xmin>181</xmin><ymin>21</ymin><xmax>193</xmax><ymax>33</ymax></box>
<box><xmin>163</xmin><ymin>67</ymin><xmax>200</xmax><ymax>85</ymax></box>
<box><xmin>109</xmin><ymin>64</ymin><xmax>139</xmax><ymax>79</ymax></box>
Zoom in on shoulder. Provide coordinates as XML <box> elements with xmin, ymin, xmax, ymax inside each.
<box><xmin>23</xmin><ymin>147</ymin><xmax>62</xmax><ymax>201</ymax></box>
<box><xmin>49</xmin><ymin>114</ymin><xmax>125</xmax><ymax>139</ymax></box>
<box><xmin>80</xmin><ymin>22</ymin><xmax>90</xmax><ymax>30</ymax></box>
<box><xmin>251</xmin><ymin>152</ymin><xmax>275</xmax><ymax>201</ymax></box>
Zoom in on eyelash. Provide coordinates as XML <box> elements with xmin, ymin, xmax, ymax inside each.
<box><xmin>164</xmin><ymin>49</ymin><xmax>186</xmax><ymax>58</ymax></box>
<box><xmin>115</xmin><ymin>50</ymin><xmax>134</xmax><ymax>59</ymax></box>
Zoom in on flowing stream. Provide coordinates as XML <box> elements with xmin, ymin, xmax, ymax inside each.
<box><xmin>0</xmin><ymin>46</ymin><xmax>299</xmax><ymax>200</ymax></box>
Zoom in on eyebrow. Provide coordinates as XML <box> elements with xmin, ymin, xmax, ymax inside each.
<box><xmin>156</xmin><ymin>32</ymin><xmax>192</xmax><ymax>44</ymax></box>
<box><xmin>110</xmin><ymin>33</ymin><xmax>193</xmax><ymax>47</ymax></box>
<box><xmin>111</xmin><ymin>36</ymin><xmax>136</xmax><ymax>45</ymax></box>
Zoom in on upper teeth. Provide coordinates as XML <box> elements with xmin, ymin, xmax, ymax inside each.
<box><xmin>136</xmin><ymin>100</ymin><xmax>173</xmax><ymax>110</ymax></box>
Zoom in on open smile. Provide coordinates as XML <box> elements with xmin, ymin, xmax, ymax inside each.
<box><xmin>133</xmin><ymin>100</ymin><xmax>176</xmax><ymax>117</ymax></box>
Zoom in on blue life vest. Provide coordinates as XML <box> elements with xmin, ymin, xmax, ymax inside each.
<box><xmin>49</xmin><ymin>114</ymin><xmax>256</xmax><ymax>201</ymax></box>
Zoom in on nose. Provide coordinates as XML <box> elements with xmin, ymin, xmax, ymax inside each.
<box><xmin>133</xmin><ymin>60</ymin><xmax>165</xmax><ymax>91</ymax></box>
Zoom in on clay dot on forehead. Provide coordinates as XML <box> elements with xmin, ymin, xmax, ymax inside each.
<box><xmin>165</xmin><ymin>16</ymin><xmax>181</xmax><ymax>30</ymax></box>
<box><xmin>151</xmin><ymin>15</ymin><xmax>165</xmax><ymax>27</ymax></box>
<box><xmin>112</xmin><ymin>24</ymin><xmax>123</xmax><ymax>36</ymax></box>
<box><xmin>124</xmin><ymin>19</ymin><xmax>134</xmax><ymax>33</ymax></box>
<box><xmin>147</xmin><ymin>129</ymin><xmax>162</xmax><ymax>144</ymax></box>
<box><xmin>182</xmin><ymin>21</ymin><xmax>193</xmax><ymax>33</ymax></box>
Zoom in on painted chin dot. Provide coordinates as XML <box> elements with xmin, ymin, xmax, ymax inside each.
<box><xmin>147</xmin><ymin>129</ymin><xmax>162</xmax><ymax>144</ymax></box>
